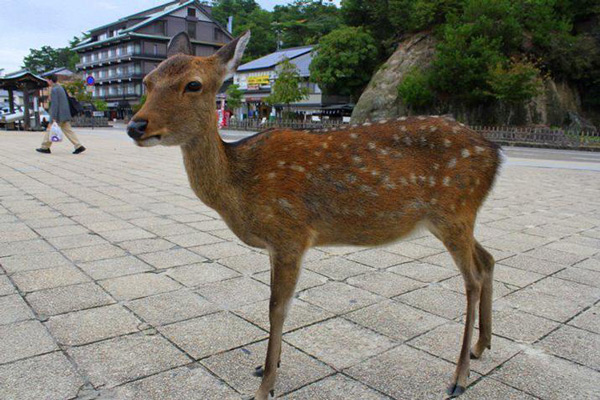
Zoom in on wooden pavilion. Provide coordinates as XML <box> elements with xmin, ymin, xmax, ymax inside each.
<box><xmin>0</xmin><ymin>70</ymin><xmax>48</xmax><ymax>130</ymax></box>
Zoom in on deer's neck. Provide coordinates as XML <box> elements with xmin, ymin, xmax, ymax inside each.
<box><xmin>180</xmin><ymin>127</ymin><xmax>237</xmax><ymax>212</ymax></box>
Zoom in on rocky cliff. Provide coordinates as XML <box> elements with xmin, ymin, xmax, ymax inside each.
<box><xmin>351</xmin><ymin>33</ymin><xmax>589</xmax><ymax>128</ymax></box>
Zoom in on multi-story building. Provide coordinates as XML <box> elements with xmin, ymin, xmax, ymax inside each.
<box><xmin>73</xmin><ymin>0</ymin><xmax>232</xmax><ymax>118</ymax></box>
<box><xmin>233</xmin><ymin>45</ymin><xmax>351</xmax><ymax>121</ymax></box>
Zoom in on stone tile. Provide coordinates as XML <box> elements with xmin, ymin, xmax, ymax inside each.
<box><xmin>0</xmin><ymin>294</ymin><xmax>34</xmax><ymax>325</ymax></box>
<box><xmin>165</xmin><ymin>232</ymin><xmax>223</xmax><ymax>247</ymax></box>
<box><xmin>234</xmin><ymin>298</ymin><xmax>334</xmax><ymax>333</ymax></box>
<box><xmin>396</xmin><ymin>285</ymin><xmax>465</xmax><ymax>319</ymax></box>
<box><xmin>46</xmin><ymin>233</ymin><xmax>108</xmax><ymax>250</ymax></box>
<box><xmin>529</xmin><ymin>277</ymin><xmax>600</xmax><ymax>305</ymax></box>
<box><xmin>203</xmin><ymin>340</ymin><xmax>333</xmax><ymax>396</ymax></box>
<box><xmin>346</xmin><ymin>345</ymin><xmax>478</xmax><ymax>399</ymax></box>
<box><xmin>159</xmin><ymin>312</ymin><xmax>266</xmax><ymax>359</ymax></box>
<box><xmin>409</xmin><ymin>322</ymin><xmax>522</xmax><ymax>374</ymax></box>
<box><xmin>490</xmin><ymin>308</ymin><xmax>560</xmax><ymax>344</ymax></box>
<box><xmin>62</xmin><ymin>243</ymin><xmax>127</xmax><ymax>263</ymax></box>
<box><xmin>0</xmin><ymin>239</ymin><xmax>55</xmax><ymax>257</ymax></box>
<box><xmin>298</xmin><ymin>282</ymin><xmax>383</xmax><ymax>314</ymax></box>
<box><xmin>0</xmin><ymin>275</ymin><xmax>16</xmax><ymax>296</ymax></box>
<box><xmin>217</xmin><ymin>252</ymin><xmax>271</xmax><ymax>275</ymax></box>
<box><xmin>85</xmin><ymin>219</ymin><xmax>136</xmax><ymax>233</ymax></box>
<box><xmin>419</xmin><ymin>251</ymin><xmax>459</xmax><ymax>269</ymax></box>
<box><xmin>100</xmin><ymin>227</ymin><xmax>155</xmax><ymax>242</ymax></box>
<box><xmin>440</xmin><ymin>276</ymin><xmax>517</xmax><ymax>300</ymax></box>
<box><xmin>103</xmin><ymin>365</ymin><xmax>240</xmax><ymax>400</ymax></box>
<box><xmin>0</xmin><ymin>352</ymin><xmax>84</xmax><ymax>400</ymax></box>
<box><xmin>190</xmin><ymin>242</ymin><xmax>253</xmax><ymax>260</ymax></box>
<box><xmin>127</xmin><ymin>290</ymin><xmax>218</xmax><ymax>326</ymax></box>
<box><xmin>35</xmin><ymin>224</ymin><xmax>90</xmax><ymax>238</ymax></box>
<box><xmin>253</xmin><ymin>268</ymin><xmax>328</xmax><ymax>292</ymax></box>
<box><xmin>196</xmin><ymin>276</ymin><xmax>270</xmax><ymax>309</ymax></box>
<box><xmin>285</xmin><ymin>318</ymin><xmax>395</xmax><ymax>369</ymax></box>
<box><xmin>554</xmin><ymin>266</ymin><xmax>600</xmax><ymax>287</ymax></box>
<box><xmin>45</xmin><ymin>304</ymin><xmax>142</xmax><ymax>346</ymax></box>
<box><xmin>494</xmin><ymin>264</ymin><xmax>545</xmax><ymax>287</ymax></box>
<box><xmin>305</xmin><ymin>256</ymin><xmax>373</xmax><ymax>280</ymax></box>
<box><xmin>388</xmin><ymin>262</ymin><xmax>458</xmax><ymax>283</ymax></box>
<box><xmin>492</xmin><ymin>351</ymin><xmax>600</xmax><ymax>399</ymax></box>
<box><xmin>569</xmin><ymin>304</ymin><xmax>600</xmax><ymax>334</ymax></box>
<box><xmin>144</xmin><ymin>223</ymin><xmax>197</xmax><ymax>237</ymax></box>
<box><xmin>139</xmin><ymin>248</ymin><xmax>206</xmax><ymax>269</ymax></box>
<box><xmin>573</xmin><ymin>257</ymin><xmax>600</xmax><ymax>272</ymax></box>
<box><xmin>317</xmin><ymin>245</ymin><xmax>363</xmax><ymax>256</ymax></box>
<box><xmin>67</xmin><ymin>333</ymin><xmax>189</xmax><ymax>388</ymax></box>
<box><xmin>100</xmin><ymin>273</ymin><xmax>182</xmax><ymax>300</ymax></box>
<box><xmin>166</xmin><ymin>262</ymin><xmax>239</xmax><ymax>287</ymax></box>
<box><xmin>385</xmin><ymin>242</ymin><xmax>443</xmax><ymax>259</ymax></box>
<box><xmin>1</xmin><ymin>251</ymin><xmax>71</xmax><ymax>274</ymax></box>
<box><xmin>12</xmin><ymin>265</ymin><xmax>90</xmax><ymax>293</ymax></box>
<box><xmin>0</xmin><ymin>320</ymin><xmax>58</xmax><ymax>364</ymax></box>
<box><xmin>524</xmin><ymin>247</ymin><xmax>586</xmax><ymax>266</ymax></box>
<box><xmin>189</xmin><ymin>219</ymin><xmax>230</xmax><ymax>231</ymax></box>
<box><xmin>495</xmin><ymin>288</ymin><xmax>586</xmax><ymax>323</ymax></box>
<box><xmin>281</xmin><ymin>374</ymin><xmax>389</xmax><ymax>400</ymax></box>
<box><xmin>537</xmin><ymin>325</ymin><xmax>600</xmax><ymax>370</ymax></box>
<box><xmin>347</xmin><ymin>300</ymin><xmax>447</xmax><ymax>341</ymax></box>
<box><xmin>345</xmin><ymin>248</ymin><xmax>412</xmax><ymax>268</ymax></box>
<box><xmin>462</xmin><ymin>378</ymin><xmax>537</xmax><ymax>400</ymax></box>
<box><xmin>545</xmin><ymin>241</ymin><xmax>599</xmax><ymax>257</ymax></box>
<box><xmin>78</xmin><ymin>256</ymin><xmax>154</xmax><ymax>280</ymax></box>
<box><xmin>347</xmin><ymin>271</ymin><xmax>425</xmax><ymax>297</ymax></box>
<box><xmin>118</xmin><ymin>238</ymin><xmax>176</xmax><ymax>255</ymax></box>
<box><xmin>26</xmin><ymin>282</ymin><xmax>114</xmax><ymax>317</ymax></box>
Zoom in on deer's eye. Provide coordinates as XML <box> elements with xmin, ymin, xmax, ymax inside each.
<box><xmin>185</xmin><ymin>81</ymin><xmax>202</xmax><ymax>93</ymax></box>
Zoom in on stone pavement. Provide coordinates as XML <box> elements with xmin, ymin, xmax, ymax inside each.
<box><xmin>0</xmin><ymin>129</ymin><xmax>599</xmax><ymax>400</ymax></box>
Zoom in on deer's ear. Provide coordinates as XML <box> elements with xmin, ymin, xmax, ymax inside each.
<box><xmin>167</xmin><ymin>32</ymin><xmax>193</xmax><ymax>57</ymax></box>
<box><xmin>214</xmin><ymin>31</ymin><xmax>251</xmax><ymax>80</ymax></box>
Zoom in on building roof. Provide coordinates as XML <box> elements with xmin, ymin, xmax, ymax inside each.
<box><xmin>238</xmin><ymin>46</ymin><xmax>314</xmax><ymax>72</ymax></box>
<box><xmin>73</xmin><ymin>0</ymin><xmax>231</xmax><ymax>52</ymax></box>
<box><xmin>41</xmin><ymin>67</ymin><xmax>74</xmax><ymax>77</ymax></box>
<box><xmin>0</xmin><ymin>70</ymin><xmax>48</xmax><ymax>90</ymax></box>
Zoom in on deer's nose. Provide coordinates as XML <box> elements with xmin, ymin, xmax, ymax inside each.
<box><xmin>127</xmin><ymin>119</ymin><xmax>148</xmax><ymax>140</ymax></box>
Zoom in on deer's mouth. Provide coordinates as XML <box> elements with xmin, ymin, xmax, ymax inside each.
<box><xmin>135</xmin><ymin>135</ymin><xmax>162</xmax><ymax>147</ymax></box>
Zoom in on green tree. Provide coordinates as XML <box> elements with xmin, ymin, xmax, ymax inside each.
<box><xmin>272</xmin><ymin>1</ymin><xmax>342</xmax><ymax>48</ymax></box>
<box><xmin>236</xmin><ymin>8</ymin><xmax>277</xmax><ymax>62</ymax></box>
<box><xmin>22</xmin><ymin>36</ymin><xmax>82</xmax><ymax>73</ymax></box>
<box><xmin>398</xmin><ymin>68</ymin><xmax>435</xmax><ymax>111</ymax></box>
<box><xmin>62</xmin><ymin>79</ymin><xmax>92</xmax><ymax>102</ymax></box>
<box><xmin>310</xmin><ymin>26</ymin><xmax>378</xmax><ymax>101</ymax></box>
<box><xmin>266</xmin><ymin>58</ymin><xmax>309</xmax><ymax>117</ymax></box>
<box><xmin>132</xmin><ymin>94</ymin><xmax>147</xmax><ymax>113</ymax></box>
<box><xmin>93</xmin><ymin>100</ymin><xmax>108</xmax><ymax>111</ymax></box>
<box><xmin>225</xmin><ymin>84</ymin><xmax>244</xmax><ymax>110</ymax></box>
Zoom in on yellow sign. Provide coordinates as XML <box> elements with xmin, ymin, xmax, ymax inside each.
<box><xmin>248</xmin><ymin>75</ymin><xmax>270</xmax><ymax>85</ymax></box>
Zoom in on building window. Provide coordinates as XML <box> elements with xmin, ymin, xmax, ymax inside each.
<box><xmin>213</xmin><ymin>28</ymin><xmax>220</xmax><ymax>42</ymax></box>
<box><xmin>187</xmin><ymin>21</ymin><xmax>196</xmax><ymax>39</ymax></box>
<box><xmin>155</xmin><ymin>21</ymin><xmax>166</xmax><ymax>35</ymax></box>
<box><xmin>187</xmin><ymin>8</ymin><xmax>196</xmax><ymax>17</ymax></box>
<box><xmin>153</xmin><ymin>44</ymin><xmax>158</xmax><ymax>56</ymax></box>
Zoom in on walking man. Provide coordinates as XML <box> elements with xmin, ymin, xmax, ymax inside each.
<box><xmin>36</xmin><ymin>75</ymin><xmax>86</xmax><ymax>154</ymax></box>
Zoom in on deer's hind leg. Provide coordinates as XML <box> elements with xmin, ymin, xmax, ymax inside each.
<box><xmin>471</xmin><ymin>241</ymin><xmax>495</xmax><ymax>360</ymax></box>
<box><xmin>429</xmin><ymin>218</ymin><xmax>481</xmax><ymax>397</ymax></box>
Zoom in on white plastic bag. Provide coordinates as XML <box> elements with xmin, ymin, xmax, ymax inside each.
<box><xmin>50</xmin><ymin>122</ymin><xmax>63</xmax><ymax>142</ymax></box>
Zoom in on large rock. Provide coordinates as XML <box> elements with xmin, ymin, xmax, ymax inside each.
<box><xmin>351</xmin><ymin>33</ymin><xmax>436</xmax><ymax>123</ymax></box>
<box><xmin>352</xmin><ymin>32</ymin><xmax>588</xmax><ymax>127</ymax></box>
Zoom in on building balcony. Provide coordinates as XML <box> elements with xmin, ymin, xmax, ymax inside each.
<box><xmin>77</xmin><ymin>51</ymin><xmax>166</xmax><ymax>70</ymax></box>
<box><xmin>95</xmin><ymin>73</ymin><xmax>144</xmax><ymax>83</ymax></box>
<box><xmin>95</xmin><ymin>92</ymin><xmax>142</xmax><ymax>100</ymax></box>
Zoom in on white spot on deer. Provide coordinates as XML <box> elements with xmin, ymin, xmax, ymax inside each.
<box><xmin>404</xmin><ymin>137</ymin><xmax>412</xmax><ymax>146</ymax></box>
<box><xmin>393</xmin><ymin>134</ymin><xmax>400</xmax><ymax>141</ymax></box>
<box><xmin>302</xmin><ymin>130</ymin><xmax>309</xmax><ymax>134</ymax></box>
<box><xmin>452</xmin><ymin>126</ymin><xmax>460</xmax><ymax>133</ymax></box>
<box><xmin>308</xmin><ymin>161</ymin><xmax>313</xmax><ymax>165</ymax></box>
<box><xmin>433</xmin><ymin>163</ymin><xmax>440</xmax><ymax>170</ymax></box>
<box><xmin>277</xmin><ymin>161</ymin><xmax>286</xmax><ymax>167</ymax></box>
<box><xmin>410</xmin><ymin>173</ymin><xmax>417</xmax><ymax>184</ymax></box>
<box><xmin>418</xmin><ymin>116</ymin><xmax>426</xmax><ymax>120</ymax></box>
<box><xmin>475</xmin><ymin>146</ymin><xmax>485</xmax><ymax>154</ymax></box>
<box><xmin>368</xmin><ymin>142</ymin><xmax>376</xmax><ymax>150</ymax></box>
<box><xmin>371</xmin><ymin>170</ymin><xmax>380</xmax><ymax>176</ymax></box>
<box><xmin>461</xmin><ymin>149</ymin><xmax>471</xmax><ymax>158</ymax></box>
<box><xmin>267</xmin><ymin>172</ymin><xmax>276</xmax><ymax>179</ymax></box>
<box><xmin>328</xmin><ymin>136</ymin><xmax>333</xmax><ymax>141</ymax></box>
<box><xmin>429</xmin><ymin>176</ymin><xmax>436</xmax><ymax>187</ymax></box>
<box><xmin>350</xmin><ymin>133</ymin><xmax>358</xmax><ymax>139</ymax></box>
<box><xmin>430</xmin><ymin>126</ymin><xmax>438</xmax><ymax>132</ymax></box>
<box><xmin>378</xmin><ymin>148</ymin><xmax>389</xmax><ymax>156</ymax></box>
<box><xmin>398</xmin><ymin>116</ymin><xmax>407</xmax><ymax>121</ymax></box>
<box><xmin>469</xmin><ymin>188</ymin><xmax>475</xmax><ymax>194</ymax></box>
<box><xmin>475</xmin><ymin>178</ymin><xmax>481</xmax><ymax>186</ymax></box>
<box><xmin>418</xmin><ymin>175</ymin><xmax>427</xmax><ymax>184</ymax></box>
<box><xmin>323</xmin><ymin>129</ymin><xmax>329</xmax><ymax>133</ymax></box>
<box><xmin>461</xmin><ymin>200</ymin><xmax>467</xmax><ymax>206</ymax></box>
<box><xmin>400</xmin><ymin>177</ymin><xmax>409</xmax><ymax>186</ymax></box>
<box><xmin>322</xmin><ymin>143</ymin><xmax>329</xmax><ymax>149</ymax></box>
<box><xmin>444</xmin><ymin>139</ymin><xmax>452</xmax><ymax>148</ymax></box>
<box><xmin>314</xmin><ymin>151</ymin><xmax>321</xmax><ymax>157</ymax></box>
<box><xmin>335</xmin><ymin>153</ymin><xmax>342</xmax><ymax>159</ymax></box>
<box><xmin>420</xmin><ymin>136</ymin><xmax>427</xmax><ymax>146</ymax></box>
<box><xmin>379</xmin><ymin>120</ymin><xmax>387</xmax><ymax>124</ymax></box>
<box><xmin>323</xmin><ymin>164</ymin><xmax>331</xmax><ymax>169</ymax></box>
<box><xmin>430</xmin><ymin>198</ymin><xmax>438</xmax><ymax>205</ymax></box>
<box><xmin>363</xmin><ymin>122</ymin><xmax>372</xmax><ymax>126</ymax></box>
<box><xmin>290</xmin><ymin>164</ymin><xmax>306</xmax><ymax>173</ymax></box>
<box><xmin>352</xmin><ymin>156</ymin><xmax>363</xmax><ymax>164</ymax></box>
<box><xmin>447</xmin><ymin>158</ymin><xmax>457</xmax><ymax>168</ymax></box>
<box><xmin>432</xmin><ymin>115</ymin><xmax>440</xmax><ymax>118</ymax></box>
<box><xmin>342</xmin><ymin>143</ymin><xmax>348</xmax><ymax>149</ymax></box>
<box><xmin>346</xmin><ymin>173</ymin><xmax>357</xmax><ymax>183</ymax></box>
<box><xmin>443</xmin><ymin>176</ymin><xmax>451</xmax><ymax>186</ymax></box>
<box><xmin>400</xmin><ymin>126</ymin><xmax>407</xmax><ymax>132</ymax></box>
<box><xmin>459</xmin><ymin>122</ymin><xmax>465</xmax><ymax>127</ymax></box>
<box><xmin>351</xmin><ymin>124</ymin><xmax>358</xmax><ymax>128</ymax></box>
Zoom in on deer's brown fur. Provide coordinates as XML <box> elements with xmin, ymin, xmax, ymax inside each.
<box><xmin>129</xmin><ymin>31</ymin><xmax>501</xmax><ymax>399</ymax></box>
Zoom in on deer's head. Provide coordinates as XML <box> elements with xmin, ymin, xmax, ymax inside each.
<box><xmin>127</xmin><ymin>31</ymin><xmax>250</xmax><ymax>147</ymax></box>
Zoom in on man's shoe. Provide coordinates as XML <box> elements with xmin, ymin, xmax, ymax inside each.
<box><xmin>73</xmin><ymin>146</ymin><xmax>86</xmax><ymax>154</ymax></box>
<box><xmin>36</xmin><ymin>148</ymin><xmax>51</xmax><ymax>154</ymax></box>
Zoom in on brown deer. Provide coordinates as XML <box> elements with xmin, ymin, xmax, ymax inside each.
<box><xmin>127</xmin><ymin>31</ymin><xmax>501</xmax><ymax>399</ymax></box>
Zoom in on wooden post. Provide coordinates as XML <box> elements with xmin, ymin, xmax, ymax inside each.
<box><xmin>22</xmin><ymin>84</ymin><xmax>31</xmax><ymax>131</ymax></box>
<box><xmin>8</xmin><ymin>89</ymin><xmax>15</xmax><ymax>113</ymax></box>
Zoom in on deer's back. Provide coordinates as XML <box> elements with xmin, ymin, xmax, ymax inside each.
<box><xmin>226</xmin><ymin>116</ymin><xmax>501</xmax><ymax>246</ymax></box>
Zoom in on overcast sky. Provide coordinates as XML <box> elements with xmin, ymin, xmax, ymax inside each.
<box><xmin>0</xmin><ymin>0</ymin><xmax>341</xmax><ymax>73</ymax></box>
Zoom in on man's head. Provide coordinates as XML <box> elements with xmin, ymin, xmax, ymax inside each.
<box><xmin>47</xmin><ymin>75</ymin><xmax>58</xmax><ymax>86</ymax></box>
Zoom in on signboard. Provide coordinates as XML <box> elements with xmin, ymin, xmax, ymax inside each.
<box><xmin>248</xmin><ymin>75</ymin><xmax>270</xmax><ymax>85</ymax></box>
<box><xmin>93</xmin><ymin>111</ymin><xmax>104</xmax><ymax>117</ymax></box>
<box><xmin>86</xmin><ymin>76</ymin><xmax>95</xmax><ymax>86</ymax></box>
<box><xmin>86</xmin><ymin>85</ymin><xmax>95</xmax><ymax>93</ymax></box>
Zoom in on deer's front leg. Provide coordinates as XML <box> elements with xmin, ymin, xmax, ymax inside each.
<box><xmin>254</xmin><ymin>248</ymin><xmax>303</xmax><ymax>400</ymax></box>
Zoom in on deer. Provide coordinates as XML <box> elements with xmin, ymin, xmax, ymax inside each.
<box><xmin>127</xmin><ymin>31</ymin><xmax>501</xmax><ymax>399</ymax></box>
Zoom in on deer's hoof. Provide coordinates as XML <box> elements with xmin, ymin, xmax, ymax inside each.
<box><xmin>251</xmin><ymin>389</ymin><xmax>275</xmax><ymax>400</ymax></box>
<box><xmin>446</xmin><ymin>383</ymin><xmax>465</xmax><ymax>398</ymax></box>
<box><xmin>469</xmin><ymin>350</ymin><xmax>479</xmax><ymax>360</ymax></box>
<box><xmin>253</xmin><ymin>365</ymin><xmax>264</xmax><ymax>377</ymax></box>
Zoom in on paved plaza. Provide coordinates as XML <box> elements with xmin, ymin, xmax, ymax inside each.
<box><xmin>0</xmin><ymin>128</ymin><xmax>599</xmax><ymax>400</ymax></box>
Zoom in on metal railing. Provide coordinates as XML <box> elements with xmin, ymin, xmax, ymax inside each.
<box><xmin>225</xmin><ymin>120</ymin><xmax>600</xmax><ymax>149</ymax></box>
